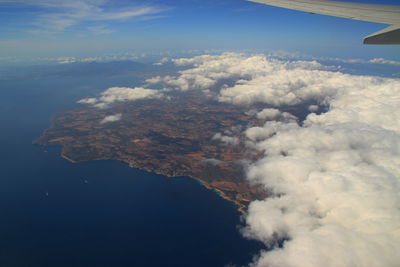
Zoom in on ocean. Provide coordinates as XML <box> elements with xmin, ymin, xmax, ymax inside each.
<box><xmin>0</xmin><ymin>63</ymin><xmax>263</xmax><ymax>267</ymax></box>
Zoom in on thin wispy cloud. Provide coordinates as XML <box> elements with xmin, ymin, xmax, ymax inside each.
<box><xmin>87</xmin><ymin>25</ymin><xmax>112</xmax><ymax>35</ymax></box>
<box><xmin>0</xmin><ymin>0</ymin><xmax>170</xmax><ymax>32</ymax></box>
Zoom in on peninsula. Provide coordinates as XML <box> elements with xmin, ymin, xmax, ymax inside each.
<box><xmin>34</xmin><ymin>91</ymin><xmax>268</xmax><ymax>212</ymax></box>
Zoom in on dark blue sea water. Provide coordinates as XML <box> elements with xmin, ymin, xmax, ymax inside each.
<box><xmin>0</xmin><ymin>64</ymin><xmax>263</xmax><ymax>267</ymax></box>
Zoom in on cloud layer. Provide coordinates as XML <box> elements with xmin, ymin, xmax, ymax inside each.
<box><xmin>148</xmin><ymin>53</ymin><xmax>400</xmax><ymax>267</ymax></box>
<box><xmin>78</xmin><ymin>86</ymin><xmax>164</xmax><ymax>108</ymax></box>
<box><xmin>238</xmin><ymin>56</ymin><xmax>400</xmax><ymax>267</ymax></box>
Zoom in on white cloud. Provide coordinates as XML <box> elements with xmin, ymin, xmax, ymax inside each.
<box><xmin>78</xmin><ymin>86</ymin><xmax>164</xmax><ymax>108</ymax></box>
<box><xmin>100</xmin><ymin>113</ymin><xmax>121</xmax><ymax>124</ymax></box>
<box><xmin>77</xmin><ymin>97</ymin><xmax>97</xmax><ymax>104</ymax></box>
<box><xmin>212</xmin><ymin>132</ymin><xmax>239</xmax><ymax>146</ymax></box>
<box><xmin>153</xmin><ymin>52</ymin><xmax>400</xmax><ymax>267</ymax></box>
<box><xmin>146</xmin><ymin>52</ymin><xmax>399</xmax><ymax>111</ymax></box>
<box><xmin>368</xmin><ymin>58</ymin><xmax>400</xmax><ymax>66</ymax></box>
<box><xmin>256</xmin><ymin>108</ymin><xmax>297</xmax><ymax>122</ymax></box>
<box><xmin>146</xmin><ymin>73</ymin><xmax>215</xmax><ymax>91</ymax></box>
<box><xmin>153</xmin><ymin>57</ymin><xmax>170</xmax><ymax>66</ymax></box>
<box><xmin>146</xmin><ymin>52</ymin><xmax>334</xmax><ymax>102</ymax></box>
<box><xmin>256</xmin><ymin>108</ymin><xmax>281</xmax><ymax>120</ymax></box>
<box><xmin>268</xmin><ymin>51</ymin><xmax>400</xmax><ymax>67</ymax></box>
<box><xmin>245</xmin><ymin>121</ymin><xmax>299</xmax><ymax>142</ymax></box>
<box><xmin>308</xmin><ymin>104</ymin><xmax>319</xmax><ymax>112</ymax></box>
<box><xmin>218</xmin><ymin>69</ymin><xmax>353</xmax><ymax>106</ymax></box>
<box><xmin>146</xmin><ymin>53</ymin><xmax>285</xmax><ymax>91</ymax></box>
<box><xmin>329</xmin><ymin>57</ymin><xmax>400</xmax><ymax>66</ymax></box>
<box><xmin>244</xmin><ymin>122</ymin><xmax>400</xmax><ymax>267</ymax></box>
<box><xmin>0</xmin><ymin>0</ymin><xmax>168</xmax><ymax>32</ymax></box>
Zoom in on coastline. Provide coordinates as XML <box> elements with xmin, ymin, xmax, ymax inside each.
<box><xmin>59</xmin><ymin>150</ymin><xmax>248</xmax><ymax>214</ymax></box>
<box><xmin>61</xmin><ymin>153</ymin><xmax>78</xmax><ymax>163</ymax></box>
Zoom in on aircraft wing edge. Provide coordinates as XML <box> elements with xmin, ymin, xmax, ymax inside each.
<box><xmin>364</xmin><ymin>25</ymin><xmax>400</xmax><ymax>45</ymax></box>
<box><xmin>248</xmin><ymin>0</ymin><xmax>400</xmax><ymax>44</ymax></box>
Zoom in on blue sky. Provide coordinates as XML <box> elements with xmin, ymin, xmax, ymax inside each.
<box><xmin>0</xmin><ymin>0</ymin><xmax>399</xmax><ymax>60</ymax></box>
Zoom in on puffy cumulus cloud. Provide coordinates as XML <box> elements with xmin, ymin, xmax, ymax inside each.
<box><xmin>256</xmin><ymin>108</ymin><xmax>297</xmax><ymax>122</ymax></box>
<box><xmin>78</xmin><ymin>86</ymin><xmax>164</xmax><ymax>108</ymax></box>
<box><xmin>146</xmin><ymin>52</ymin><xmax>326</xmax><ymax>92</ymax></box>
<box><xmin>146</xmin><ymin>52</ymin><xmax>371</xmax><ymax>109</ymax></box>
<box><xmin>233</xmin><ymin>56</ymin><xmax>400</xmax><ymax>266</ymax></box>
<box><xmin>146</xmin><ymin>74</ymin><xmax>215</xmax><ymax>91</ymax></box>
<box><xmin>212</xmin><ymin>133</ymin><xmax>239</xmax><ymax>146</ymax></box>
<box><xmin>308</xmin><ymin>104</ymin><xmax>319</xmax><ymax>112</ymax></box>
<box><xmin>305</xmin><ymin>77</ymin><xmax>400</xmax><ymax>132</ymax></box>
<box><xmin>153</xmin><ymin>57</ymin><xmax>170</xmax><ymax>66</ymax></box>
<box><xmin>145</xmin><ymin>52</ymin><xmax>398</xmax><ymax>111</ymax></box>
<box><xmin>218</xmin><ymin>69</ymin><xmax>387</xmax><ymax>106</ymax></box>
<box><xmin>244</xmin><ymin>124</ymin><xmax>400</xmax><ymax>267</ymax></box>
<box><xmin>256</xmin><ymin>108</ymin><xmax>281</xmax><ymax>120</ymax></box>
<box><xmin>100</xmin><ymin>113</ymin><xmax>121</xmax><ymax>124</ymax></box>
<box><xmin>245</xmin><ymin>121</ymin><xmax>299</xmax><ymax>143</ymax></box>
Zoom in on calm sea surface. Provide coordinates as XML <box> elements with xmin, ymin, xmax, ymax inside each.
<box><xmin>0</xmin><ymin>68</ymin><xmax>263</xmax><ymax>267</ymax></box>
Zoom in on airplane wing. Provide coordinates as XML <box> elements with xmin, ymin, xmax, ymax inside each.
<box><xmin>248</xmin><ymin>0</ymin><xmax>400</xmax><ymax>44</ymax></box>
